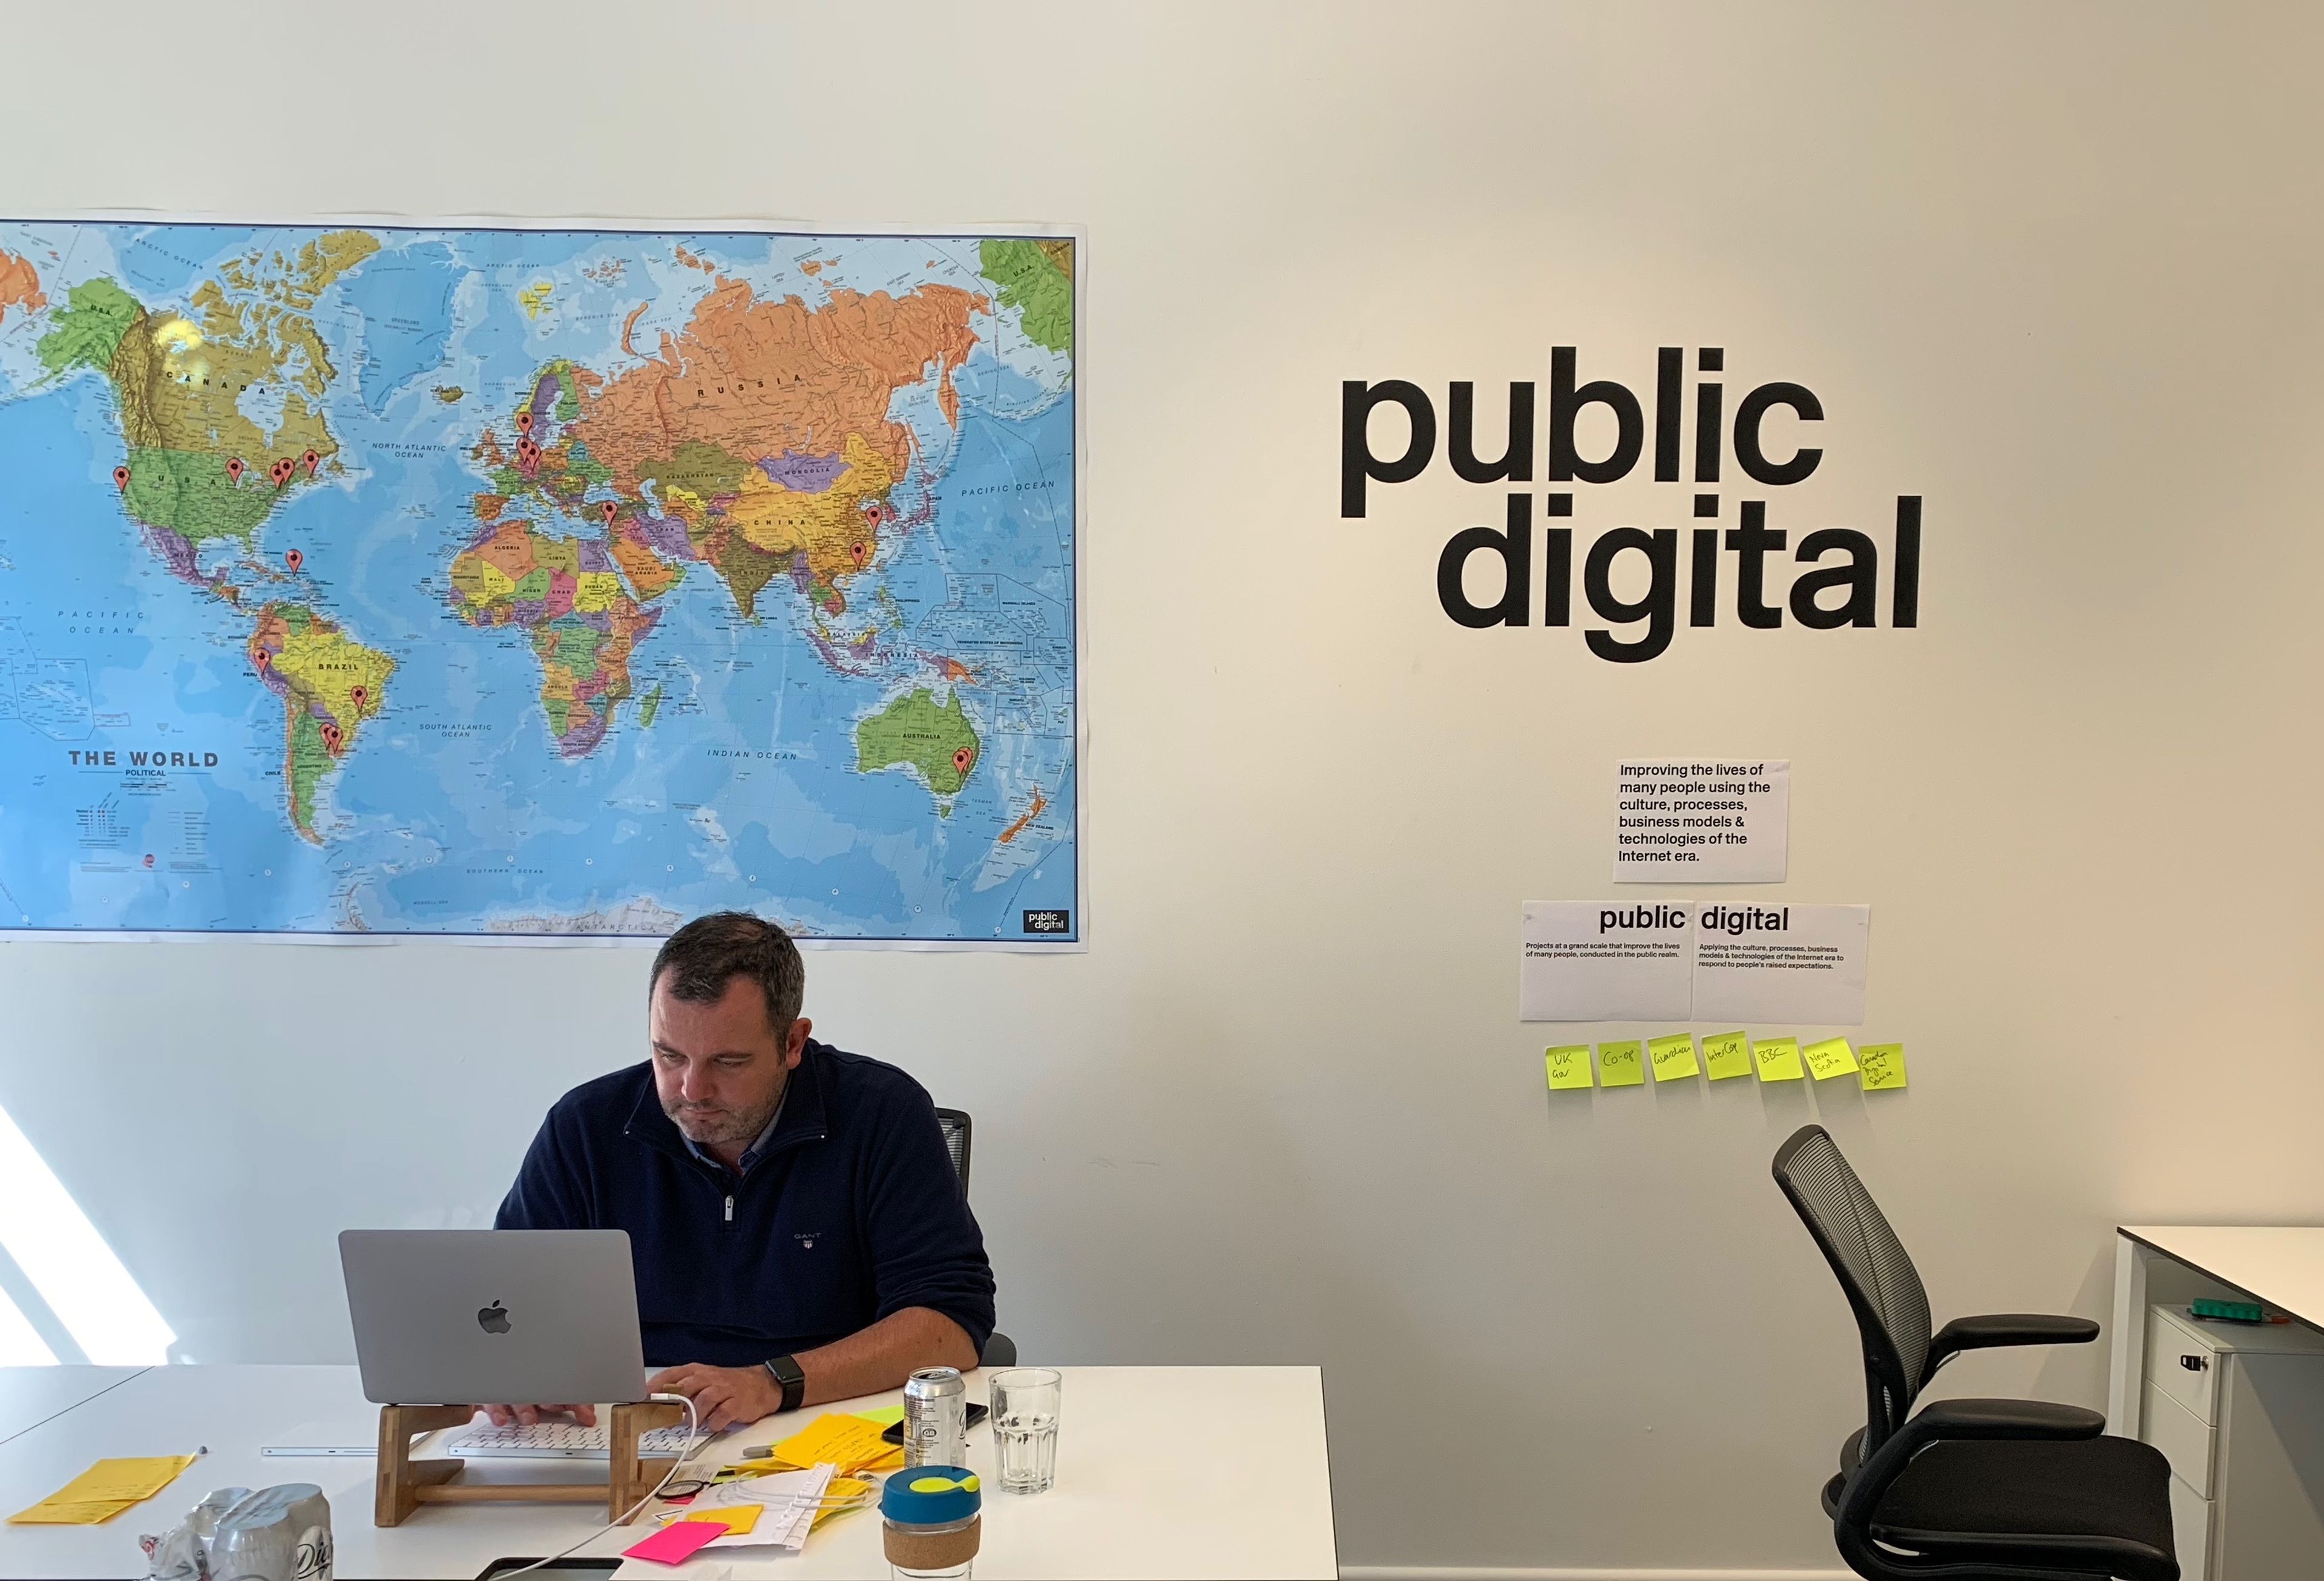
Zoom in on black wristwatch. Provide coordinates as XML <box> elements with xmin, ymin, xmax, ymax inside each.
<box><xmin>763</xmin><ymin>1353</ymin><xmax>806</xmax><ymax>1415</ymax></box>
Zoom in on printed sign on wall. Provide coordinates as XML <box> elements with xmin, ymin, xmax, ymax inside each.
<box><xmin>1613</xmin><ymin>759</ymin><xmax>1787</xmax><ymax>882</ymax></box>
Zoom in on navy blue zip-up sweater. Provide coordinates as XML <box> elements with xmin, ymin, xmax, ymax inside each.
<box><xmin>494</xmin><ymin>1039</ymin><xmax>995</xmax><ymax>1369</ymax></box>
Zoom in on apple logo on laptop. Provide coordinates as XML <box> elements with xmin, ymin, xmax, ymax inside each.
<box><xmin>477</xmin><ymin>1300</ymin><xmax>511</xmax><ymax>1335</ymax></box>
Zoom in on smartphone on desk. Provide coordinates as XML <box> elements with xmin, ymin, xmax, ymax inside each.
<box><xmin>881</xmin><ymin>1403</ymin><xmax>988</xmax><ymax>1444</ymax></box>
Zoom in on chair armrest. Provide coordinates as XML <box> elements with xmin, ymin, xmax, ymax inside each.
<box><xmin>1836</xmin><ymin>1398</ymin><xmax>2104</xmax><ymax>1531</ymax></box>
<box><xmin>1925</xmin><ymin>1312</ymin><xmax>2099</xmax><ymax>1378</ymax></box>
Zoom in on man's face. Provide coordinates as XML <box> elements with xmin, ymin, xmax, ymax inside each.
<box><xmin>651</xmin><ymin>973</ymin><xmax>809</xmax><ymax>1154</ymax></box>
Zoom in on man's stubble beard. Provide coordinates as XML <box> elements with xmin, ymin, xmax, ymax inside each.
<box><xmin>663</xmin><ymin>1069</ymin><xmax>786</xmax><ymax>1150</ymax></box>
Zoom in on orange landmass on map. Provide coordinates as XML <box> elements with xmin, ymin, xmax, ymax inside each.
<box><xmin>998</xmin><ymin>788</ymin><xmax>1048</xmax><ymax>844</ymax></box>
<box><xmin>620</xmin><ymin>301</ymin><xmax>649</xmax><ymax>358</ymax></box>
<box><xmin>0</xmin><ymin>250</ymin><xmax>42</xmax><ymax>321</ymax></box>
<box><xmin>569</xmin><ymin>278</ymin><xmax>987</xmax><ymax>493</ymax></box>
<box><xmin>609</xmin><ymin>532</ymin><xmax>680</xmax><ymax>600</ymax></box>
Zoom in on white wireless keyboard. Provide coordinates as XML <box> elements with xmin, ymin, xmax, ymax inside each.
<box><xmin>447</xmin><ymin>1422</ymin><xmax>696</xmax><ymax>1459</ymax></box>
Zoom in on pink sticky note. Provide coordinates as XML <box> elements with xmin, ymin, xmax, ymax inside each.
<box><xmin>622</xmin><ymin>1518</ymin><xmax>728</xmax><ymax>1565</ymax></box>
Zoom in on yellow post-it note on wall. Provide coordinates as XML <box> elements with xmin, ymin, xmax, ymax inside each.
<box><xmin>1647</xmin><ymin>1034</ymin><xmax>1699</xmax><ymax>1081</ymax></box>
<box><xmin>7</xmin><ymin>1456</ymin><xmax>196</xmax><ymax>1524</ymax></box>
<box><xmin>1546</xmin><ymin>1045</ymin><xmax>1594</xmax><ymax>1090</ymax></box>
<box><xmin>1701</xmin><ymin>1031</ymin><xmax>1753</xmax><ymax>1081</ymax></box>
<box><xmin>1753</xmin><ymin>1036</ymin><xmax>1804</xmax><ymax>1082</ymax></box>
<box><xmin>1859</xmin><ymin>1044</ymin><xmax>1908</xmax><ymax>1090</ymax></box>
<box><xmin>1803</xmin><ymin>1036</ymin><xmax>1860</xmax><ymax>1081</ymax></box>
<box><xmin>1597</xmin><ymin>1041</ymin><xmax>1646</xmax><ymax>1087</ymax></box>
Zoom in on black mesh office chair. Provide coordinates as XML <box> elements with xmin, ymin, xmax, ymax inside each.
<box><xmin>934</xmin><ymin>1107</ymin><xmax>973</xmax><ymax>1192</ymax></box>
<box><xmin>934</xmin><ymin>1107</ymin><xmax>1016</xmax><ymax>1368</ymax></box>
<box><xmin>1772</xmin><ymin>1125</ymin><xmax>2179</xmax><ymax>1581</ymax></box>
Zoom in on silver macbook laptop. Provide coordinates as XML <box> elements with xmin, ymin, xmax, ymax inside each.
<box><xmin>339</xmin><ymin>1229</ymin><xmax>648</xmax><ymax>1407</ymax></box>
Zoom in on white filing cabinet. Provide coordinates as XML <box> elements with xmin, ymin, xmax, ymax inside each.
<box><xmin>2138</xmin><ymin>1304</ymin><xmax>2324</xmax><ymax>1579</ymax></box>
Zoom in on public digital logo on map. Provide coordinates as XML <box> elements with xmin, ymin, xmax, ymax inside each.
<box><xmin>1341</xmin><ymin>350</ymin><xmax>1923</xmax><ymax>662</ymax></box>
<box><xmin>1022</xmin><ymin>909</ymin><xmax>1071</xmax><ymax>935</ymax></box>
<box><xmin>0</xmin><ymin>220</ymin><xmax>1080</xmax><ymax>942</ymax></box>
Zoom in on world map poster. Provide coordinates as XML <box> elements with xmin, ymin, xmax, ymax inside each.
<box><xmin>0</xmin><ymin>220</ymin><xmax>1078</xmax><ymax>942</ymax></box>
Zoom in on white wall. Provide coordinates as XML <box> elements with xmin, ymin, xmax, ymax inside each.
<box><xmin>5</xmin><ymin>1</ymin><xmax>2324</xmax><ymax>1570</ymax></box>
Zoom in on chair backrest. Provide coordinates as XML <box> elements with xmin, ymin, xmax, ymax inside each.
<box><xmin>1771</xmin><ymin>1125</ymin><xmax>1933</xmax><ymax>1453</ymax></box>
<box><xmin>934</xmin><ymin>1107</ymin><xmax>972</xmax><ymax>1193</ymax></box>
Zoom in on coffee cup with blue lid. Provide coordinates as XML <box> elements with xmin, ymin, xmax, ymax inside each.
<box><xmin>882</xmin><ymin>1467</ymin><xmax>980</xmax><ymax>1579</ymax></box>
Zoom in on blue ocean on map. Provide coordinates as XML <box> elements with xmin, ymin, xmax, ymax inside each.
<box><xmin>0</xmin><ymin>223</ymin><xmax>1078</xmax><ymax>941</ymax></box>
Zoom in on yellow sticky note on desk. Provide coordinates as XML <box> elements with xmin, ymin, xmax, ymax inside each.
<box><xmin>773</xmin><ymin>1413</ymin><xmax>894</xmax><ymax>1475</ymax></box>
<box><xmin>6</xmin><ymin>1499</ymin><xmax>138</xmax><ymax>1525</ymax></box>
<box><xmin>1647</xmin><ymin>1033</ymin><xmax>1699</xmax><ymax>1082</ymax></box>
<box><xmin>814</xmin><ymin>1476</ymin><xmax>873</xmax><ymax>1531</ymax></box>
<box><xmin>1859</xmin><ymin>1043</ymin><xmax>1908</xmax><ymax>1091</ymax></box>
<box><xmin>684</xmin><ymin>1501</ymin><xmax>762</xmax><ymax>1533</ymax></box>
<box><xmin>1546</xmin><ymin>1044</ymin><xmax>1594</xmax><ymax>1091</ymax></box>
<box><xmin>1701</xmin><ymin>1030</ymin><xmax>1753</xmax><ymax>1081</ymax></box>
<box><xmin>1753</xmin><ymin>1036</ymin><xmax>1804</xmax><ymax>1082</ymax></box>
<box><xmin>852</xmin><ymin>1406</ymin><xmax>906</xmax><ymax>1427</ymax></box>
<box><xmin>8</xmin><ymin>1456</ymin><xmax>195</xmax><ymax>1525</ymax></box>
<box><xmin>1597</xmin><ymin>1041</ymin><xmax>1645</xmax><ymax>1087</ymax></box>
<box><xmin>1803</xmin><ymin>1036</ymin><xmax>1860</xmax><ymax>1081</ymax></box>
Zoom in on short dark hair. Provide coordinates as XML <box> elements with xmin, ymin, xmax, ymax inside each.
<box><xmin>649</xmin><ymin>911</ymin><xmax>805</xmax><ymax>1033</ymax></box>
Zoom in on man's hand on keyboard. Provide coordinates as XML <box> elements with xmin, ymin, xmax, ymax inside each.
<box><xmin>478</xmin><ymin>1403</ymin><xmax>599</xmax><ymax>1428</ymax></box>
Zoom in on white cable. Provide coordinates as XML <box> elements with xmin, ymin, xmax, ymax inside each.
<box><xmin>489</xmin><ymin>1392</ymin><xmax>703</xmax><ymax>1579</ymax></box>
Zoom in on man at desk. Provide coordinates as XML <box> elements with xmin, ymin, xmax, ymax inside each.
<box><xmin>491</xmin><ymin>910</ymin><xmax>994</xmax><ymax>1432</ymax></box>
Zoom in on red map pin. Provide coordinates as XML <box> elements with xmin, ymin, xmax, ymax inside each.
<box><xmin>352</xmin><ymin>685</ymin><xmax>367</xmax><ymax>709</ymax></box>
<box><xmin>285</xmin><ymin>548</ymin><xmax>303</xmax><ymax>573</ymax></box>
<box><xmin>226</xmin><ymin>457</ymin><xmax>245</xmax><ymax>482</ymax></box>
<box><xmin>953</xmin><ymin>747</ymin><xmax>974</xmax><ymax>775</ymax></box>
<box><xmin>515</xmin><ymin>410</ymin><xmax>533</xmax><ymax>434</ymax></box>
<box><xmin>112</xmin><ymin>465</ymin><xmax>130</xmax><ymax>491</ymax></box>
<box><xmin>600</xmin><ymin>501</ymin><xmax>618</xmax><ymax>524</ymax></box>
<box><xmin>271</xmin><ymin>459</ymin><xmax>293</xmax><ymax>487</ymax></box>
<box><xmin>303</xmin><ymin>449</ymin><xmax>320</xmax><ymax>476</ymax></box>
<box><xmin>255</xmin><ymin>649</ymin><xmax>271</xmax><ymax>670</ymax></box>
<box><xmin>323</xmin><ymin>722</ymin><xmax>343</xmax><ymax>752</ymax></box>
<box><xmin>850</xmin><ymin>542</ymin><xmax>866</xmax><ymax>565</ymax></box>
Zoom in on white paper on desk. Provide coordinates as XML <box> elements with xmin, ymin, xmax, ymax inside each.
<box><xmin>1519</xmin><ymin>900</ymin><xmax>1695</xmax><ymax>1021</ymax></box>
<box><xmin>690</xmin><ymin>1463</ymin><xmax>835</xmax><ymax>1550</ymax></box>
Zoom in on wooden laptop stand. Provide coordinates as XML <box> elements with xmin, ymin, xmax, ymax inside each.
<box><xmin>373</xmin><ymin>1401</ymin><xmax>685</xmax><ymax>1527</ymax></box>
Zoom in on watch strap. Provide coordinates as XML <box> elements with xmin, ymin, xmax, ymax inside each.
<box><xmin>763</xmin><ymin>1353</ymin><xmax>806</xmax><ymax>1413</ymax></box>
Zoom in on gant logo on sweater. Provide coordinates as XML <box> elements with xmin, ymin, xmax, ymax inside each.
<box><xmin>794</xmin><ymin>1231</ymin><xmax>822</xmax><ymax>1251</ymax></box>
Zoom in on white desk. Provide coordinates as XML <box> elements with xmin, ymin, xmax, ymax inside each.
<box><xmin>2109</xmin><ymin>1226</ymin><xmax>2324</xmax><ymax>1428</ymax></box>
<box><xmin>0</xmin><ymin>1369</ymin><xmax>149</xmax><ymax>1448</ymax></box>
<box><xmin>0</xmin><ymin>1365</ymin><xmax>1338</xmax><ymax>1580</ymax></box>
<box><xmin>2109</xmin><ymin>1226</ymin><xmax>2324</xmax><ymax>1579</ymax></box>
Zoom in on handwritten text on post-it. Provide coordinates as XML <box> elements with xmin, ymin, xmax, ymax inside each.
<box><xmin>1701</xmin><ymin>1031</ymin><xmax>1753</xmax><ymax>1081</ymax></box>
<box><xmin>1802</xmin><ymin>1036</ymin><xmax>1860</xmax><ymax>1081</ymax></box>
<box><xmin>1859</xmin><ymin>1044</ymin><xmax>1908</xmax><ymax>1090</ymax></box>
<box><xmin>1546</xmin><ymin>1046</ymin><xmax>1594</xmax><ymax>1091</ymax></box>
<box><xmin>1597</xmin><ymin>1041</ymin><xmax>1646</xmax><ymax>1087</ymax></box>
<box><xmin>1648</xmin><ymin>1033</ymin><xmax>1700</xmax><ymax>1081</ymax></box>
<box><xmin>1753</xmin><ymin>1036</ymin><xmax>1804</xmax><ymax>1082</ymax></box>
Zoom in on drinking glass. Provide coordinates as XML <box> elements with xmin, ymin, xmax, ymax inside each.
<box><xmin>988</xmin><ymin>1368</ymin><xmax>1062</xmax><ymax>1494</ymax></box>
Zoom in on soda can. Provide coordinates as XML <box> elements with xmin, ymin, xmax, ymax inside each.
<box><xmin>902</xmin><ymin>1366</ymin><xmax>968</xmax><ymax>1469</ymax></box>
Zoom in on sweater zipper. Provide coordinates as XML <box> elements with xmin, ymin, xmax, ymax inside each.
<box><xmin>723</xmin><ymin>1193</ymin><xmax>735</xmax><ymax>1224</ymax></box>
